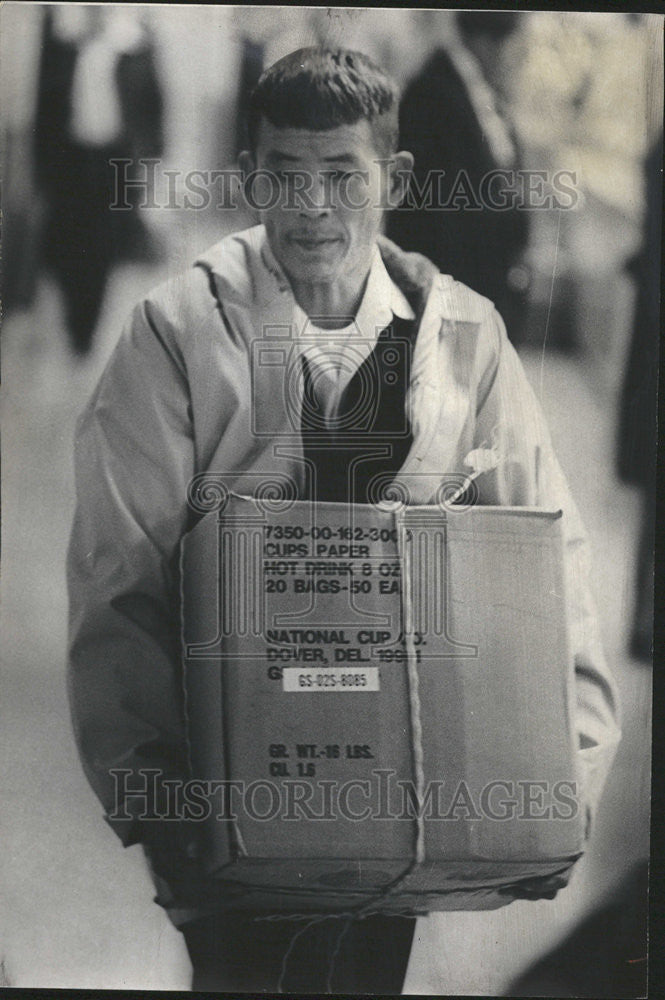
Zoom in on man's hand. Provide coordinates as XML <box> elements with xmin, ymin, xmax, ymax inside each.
<box><xmin>142</xmin><ymin>818</ymin><xmax>203</xmax><ymax>887</ymax></box>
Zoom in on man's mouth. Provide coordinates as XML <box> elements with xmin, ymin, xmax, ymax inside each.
<box><xmin>289</xmin><ymin>235</ymin><xmax>341</xmax><ymax>251</ymax></box>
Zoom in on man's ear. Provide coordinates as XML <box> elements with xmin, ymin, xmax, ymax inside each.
<box><xmin>387</xmin><ymin>150</ymin><xmax>414</xmax><ymax>209</ymax></box>
<box><xmin>238</xmin><ymin>150</ymin><xmax>255</xmax><ymax>178</ymax></box>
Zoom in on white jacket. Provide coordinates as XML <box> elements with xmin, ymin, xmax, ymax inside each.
<box><xmin>67</xmin><ymin>224</ymin><xmax>621</xmax><ymax>898</ymax></box>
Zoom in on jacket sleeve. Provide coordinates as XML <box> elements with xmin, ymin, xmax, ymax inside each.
<box><xmin>471</xmin><ymin>308</ymin><xmax>622</xmax><ymax>829</ymax></box>
<box><xmin>67</xmin><ymin>293</ymin><xmax>197</xmax><ymax>847</ymax></box>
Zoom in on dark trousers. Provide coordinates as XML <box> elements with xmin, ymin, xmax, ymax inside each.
<box><xmin>182</xmin><ymin>910</ymin><xmax>416</xmax><ymax>993</ymax></box>
<box><xmin>43</xmin><ymin>142</ymin><xmax>153</xmax><ymax>354</ymax></box>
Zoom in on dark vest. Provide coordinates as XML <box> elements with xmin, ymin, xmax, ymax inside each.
<box><xmin>300</xmin><ymin>316</ymin><xmax>415</xmax><ymax>504</ymax></box>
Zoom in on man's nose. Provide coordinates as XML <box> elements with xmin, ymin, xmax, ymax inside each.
<box><xmin>296</xmin><ymin>171</ymin><xmax>333</xmax><ymax>216</ymax></box>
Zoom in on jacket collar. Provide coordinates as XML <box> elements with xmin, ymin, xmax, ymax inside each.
<box><xmin>375</xmin><ymin>233</ymin><xmax>438</xmax><ymax>329</ymax></box>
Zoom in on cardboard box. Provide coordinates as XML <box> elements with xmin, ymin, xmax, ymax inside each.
<box><xmin>181</xmin><ymin>495</ymin><xmax>583</xmax><ymax>913</ymax></box>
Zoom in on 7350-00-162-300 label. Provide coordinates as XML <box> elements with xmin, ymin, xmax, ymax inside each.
<box><xmin>261</xmin><ymin>520</ymin><xmax>422</xmax><ymax>688</ymax></box>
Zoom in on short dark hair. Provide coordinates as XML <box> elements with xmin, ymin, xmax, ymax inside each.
<box><xmin>247</xmin><ymin>47</ymin><xmax>399</xmax><ymax>155</ymax></box>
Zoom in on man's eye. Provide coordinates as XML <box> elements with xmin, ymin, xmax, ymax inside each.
<box><xmin>327</xmin><ymin>170</ymin><xmax>353</xmax><ymax>182</ymax></box>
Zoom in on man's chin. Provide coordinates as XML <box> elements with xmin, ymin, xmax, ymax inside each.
<box><xmin>281</xmin><ymin>254</ymin><xmax>344</xmax><ymax>285</ymax></box>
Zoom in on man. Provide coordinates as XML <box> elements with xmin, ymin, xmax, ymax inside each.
<box><xmin>67</xmin><ymin>47</ymin><xmax>620</xmax><ymax>992</ymax></box>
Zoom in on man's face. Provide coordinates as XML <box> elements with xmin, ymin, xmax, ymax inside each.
<box><xmin>241</xmin><ymin>119</ymin><xmax>409</xmax><ymax>290</ymax></box>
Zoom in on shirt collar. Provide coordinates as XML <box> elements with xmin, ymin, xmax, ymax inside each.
<box><xmin>356</xmin><ymin>244</ymin><xmax>415</xmax><ymax>334</ymax></box>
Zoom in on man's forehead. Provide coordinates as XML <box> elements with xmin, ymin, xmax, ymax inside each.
<box><xmin>255</xmin><ymin>119</ymin><xmax>380</xmax><ymax>161</ymax></box>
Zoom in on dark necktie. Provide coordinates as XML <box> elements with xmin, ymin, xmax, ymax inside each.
<box><xmin>300</xmin><ymin>316</ymin><xmax>415</xmax><ymax>504</ymax></box>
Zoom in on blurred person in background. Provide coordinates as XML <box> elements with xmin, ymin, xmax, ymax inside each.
<box><xmin>34</xmin><ymin>5</ymin><xmax>164</xmax><ymax>356</ymax></box>
<box><xmin>616</xmin><ymin>128</ymin><xmax>662</xmax><ymax>662</ymax></box>
<box><xmin>387</xmin><ymin>10</ymin><xmax>530</xmax><ymax>346</ymax></box>
<box><xmin>502</xmin><ymin>13</ymin><xmax>656</xmax><ymax>362</ymax></box>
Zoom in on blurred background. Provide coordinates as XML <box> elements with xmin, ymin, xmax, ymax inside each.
<box><xmin>1</xmin><ymin>5</ymin><xmax>660</xmax><ymax>993</ymax></box>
